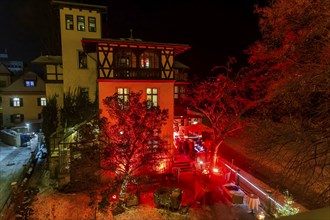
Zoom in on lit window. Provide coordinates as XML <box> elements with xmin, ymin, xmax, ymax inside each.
<box><xmin>77</xmin><ymin>16</ymin><xmax>85</xmax><ymax>31</ymax></box>
<box><xmin>140</xmin><ymin>57</ymin><xmax>150</xmax><ymax>68</ymax></box>
<box><xmin>11</xmin><ymin>98</ymin><xmax>23</xmax><ymax>107</ymax></box>
<box><xmin>146</xmin><ymin>88</ymin><xmax>158</xmax><ymax>108</ymax></box>
<box><xmin>38</xmin><ymin>97</ymin><xmax>47</xmax><ymax>106</ymax></box>
<box><xmin>118</xmin><ymin>88</ymin><xmax>130</xmax><ymax>109</ymax></box>
<box><xmin>78</xmin><ymin>51</ymin><xmax>87</xmax><ymax>69</ymax></box>
<box><xmin>147</xmin><ymin>140</ymin><xmax>159</xmax><ymax>153</ymax></box>
<box><xmin>25</xmin><ymin>80</ymin><xmax>36</xmax><ymax>87</ymax></box>
<box><xmin>140</xmin><ymin>51</ymin><xmax>159</xmax><ymax>68</ymax></box>
<box><xmin>88</xmin><ymin>17</ymin><xmax>96</xmax><ymax>32</ymax></box>
<box><xmin>174</xmin><ymin>86</ymin><xmax>185</xmax><ymax>99</ymax></box>
<box><xmin>65</xmin><ymin>14</ymin><xmax>74</xmax><ymax>30</ymax></box>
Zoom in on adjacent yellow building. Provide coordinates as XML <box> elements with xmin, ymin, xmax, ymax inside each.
<box><xmin>0</xmin><ymin>71</ymin><xmax>46</xmax><ymax>131</ymax></box>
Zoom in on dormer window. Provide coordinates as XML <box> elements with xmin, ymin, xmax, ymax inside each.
<box><xmin>25</xmin><ymin>80</ymin><xmax>36</xmax><ymax>87</ymax></box>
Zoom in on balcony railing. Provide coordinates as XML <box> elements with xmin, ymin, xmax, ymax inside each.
<box><xmin>113</xmin><ymin>68</ymin><xmax>162</xmax><ymax>79</ymax></box>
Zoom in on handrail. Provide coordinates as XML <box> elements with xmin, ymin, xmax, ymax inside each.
<box><xmin>222</xmin><ymin>161</ymin><xmax>285</xmax><ymax>211</ymax></box>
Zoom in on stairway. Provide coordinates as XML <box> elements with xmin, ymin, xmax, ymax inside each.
<box><xmin>172</xmin><ymin>156</ymin><xmax>194</xmax><ymax>173</ymax></box>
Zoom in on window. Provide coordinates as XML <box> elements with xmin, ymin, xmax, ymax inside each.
<box><xmin>117</xmin><ymin>88</ymin><xmax>130</xmax><ymax>109</ymax></box>
<box><xmin>88</xmin><ymin>17</ymin><xmax>96</xmax><ymax>32</ymax></box>
<box><xmin>147</xmin><ymin>140</ymin><xmax>159</xmax><ymax>153</ymax></box>
<box><xmin>146</xmin><ymin>88</ymin><xmax>158</xmax><ymax>108</ymax></box>
<box><xmin>65</xmin><ymin>14</ymin><xmax>74</xmax><ymax>30</ymax></box>
<box><xmin>140</xmin><ymin>51</ymin><xmax>159</xmax><ymax>68</ymax></box>
<box><xmin>78</xmin><ymin>51</ymin><xmax>87</xmax><ymax>69</ymax></box>
<box><xmin>24</xmin><ymin>80</ymin><xmax>36</xmax><ymax>87</ymax></box>
<box><xmin>174</xmin><ymin>86</ymin><xmax>186</xmax><ymax>99</ymax></box>
<box><xmin>77</xmin><ymin>16</ymin><xmax>85</xmax><ymax>31</ymax></box>
<box><xmin>120</xmin><ymin>58</ymin><xmax>130</xmax><ymax>67</ymax></box>
<box><xmin>140</xmin><ymin>57</ymin><xmax>150</xmax><ymax>68</ymax></box>
<box><xmin>10</xmin><ymin>98</ymin><xmax>23</xmax><ymax>107</ymax></box>
<box><xmin>11</xmin><ymin>114</ymin><xmax>24</xmax><ymax>123</ymax></box>
<box><xmin>115</xmin><ymin>49</ymin><xmax>137</xmax><ymax>68</ymax></box>
<box><xmin>38</xmin><ymin>97</ymin><xmax>47</xmax><ymax>106</ymax></box>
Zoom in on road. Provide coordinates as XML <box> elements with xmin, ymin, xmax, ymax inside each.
<box><xmin>0</xmin><ymin>135</ymin><xmax>40</xmax><ymax>216</ymax></box>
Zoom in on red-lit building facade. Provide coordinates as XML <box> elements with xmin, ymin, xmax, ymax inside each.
<box><xmin>33</xmin><ymin>1</ymin><xmax>192</xmax><ymax>185</ymax></box>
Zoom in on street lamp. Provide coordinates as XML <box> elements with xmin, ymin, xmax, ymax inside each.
<box><xmin>26</xmin><ymin>123</ymin><xmax>30</xmax><ymax>133</ymax></box>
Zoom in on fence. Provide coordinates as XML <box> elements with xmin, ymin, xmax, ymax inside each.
<box><xmin>220</xmin><ymin>160</ymin><xmax>284</xmax><ymax>216</ymax></box>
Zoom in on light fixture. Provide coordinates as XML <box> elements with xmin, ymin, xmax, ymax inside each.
<box><xmin>257</xmin><ymin>211</ymin><xmax>265</xmax><ymax>220</ymax></box>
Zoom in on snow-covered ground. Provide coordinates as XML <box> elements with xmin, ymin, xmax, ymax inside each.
<box><xmin>0</xmin><ymin>138</ymin><xmax>39</xmax><ymax>213</ymax></box>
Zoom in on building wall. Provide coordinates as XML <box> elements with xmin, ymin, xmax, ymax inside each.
<box><xmin>0</xmin><ymin>72</ymin><xmax>45</xmax><ymax>130</ymax></box>
<box><xmin>1</xmin><ymin>94</ymin><xmax>44</xmax><ymax>127</ymax></box>
<box><xmin>98</xmin><ymin>80</ymin><xmax>175</xmax><ymax>149</ymax></box>
<box><xmin>59</xmin><ymin>7</ymin><xmax>102</xmax><ymax>103</ymax></box>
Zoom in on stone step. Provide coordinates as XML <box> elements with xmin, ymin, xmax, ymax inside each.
<box><xmin>172</xmin><ymin>161</ymin><xmax>193</xmax><ymax>173</ymax></box>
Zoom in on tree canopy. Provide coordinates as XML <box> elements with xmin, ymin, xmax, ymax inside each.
<box><xmin>243</xmin><ymin>0</ymin><xmax>330</xmax><ymax>208</ymax></box>
<box><xmin>186</xmin><ymin>61</ymin><xmax>251</xmax><ymax>167</ymax></box>
<box><xmin>99</xmin><ymin>91</ymin><xmax>169</xmax><ymax>200</ymax></box>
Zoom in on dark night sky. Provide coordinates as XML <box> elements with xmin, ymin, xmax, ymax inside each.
<box><xmin>0</xmin><ymin>0</ymin><xmax>262</xmax><ymax>77</ymax></box>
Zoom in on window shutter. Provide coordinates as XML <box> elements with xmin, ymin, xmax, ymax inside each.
<box><xmin>10</xmin><ymin>115</ymin><xmax>14</xmax><ymax>123</ymax></box>
<box><xmin>21</xmin><ymin>114</ymin><xmax>24</xmax><ymax>122</ymax></box>
<box><xmin>10</xmin><ymin>98</ymin><xmax>13</xmax><ymax>107</ymax></box>
<box><xmin>20</xmin><ymin>98</ymin><xmax>23</xmax><ymax>106</ymax></box>
<box><xmin>37</xmin><ymin>98</ymin><xmax>41</xmax><ymax>106</ymax></box>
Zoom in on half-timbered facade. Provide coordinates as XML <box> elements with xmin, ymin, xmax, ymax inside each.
<box><xmin>82</xmin><ymin>38</ymin><xmax>190</xmax><ymax>154</ymax></box>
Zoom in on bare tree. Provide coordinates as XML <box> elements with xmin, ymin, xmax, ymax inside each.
<box><xmin>99</xmin><ymin>91</ymin><xmax>169</xmax><ymax>202</ymax></box>
<box><xmin>186</xmin><ymin>60</ymin><xmax>251</xmax><ymax>168</ymax></box>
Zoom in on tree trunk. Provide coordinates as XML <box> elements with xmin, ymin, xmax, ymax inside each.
<box><xmin>212</xmin><ymin>140</ymin><xmax>223</xmax><ymax>168</ymax></box>
<box><xmin>119</xmin><ymin>175</ymin><xmax>129</xmax><ymax>202</ymax></box>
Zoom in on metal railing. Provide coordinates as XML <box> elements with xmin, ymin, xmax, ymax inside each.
<box><xmin>221</xmin><ymin>161</ymin><xmax>284</xmax><ymax>215</ymax></box>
